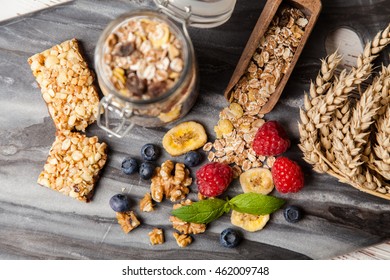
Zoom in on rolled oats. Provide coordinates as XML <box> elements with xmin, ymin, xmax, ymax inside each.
<box><xmin>228</xmin><ymin>7</ymin><xmax>308</xmax><ymax>113</ymax></box>
<box><xmin>148</xmin><ymin>228</ymin><xmax>164</xmax><ymax>245</ymax></box>
<box><xmin>37</xmin><ymin>132</ymin><xmax>107</xmax><ymax>202</ymax></box>
<box><xmin>28</xmin><ymin>39</ymin><xmax>99</xmax><ymax>132</ymax></box>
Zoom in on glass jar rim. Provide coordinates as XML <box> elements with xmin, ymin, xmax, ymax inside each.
<box><xmin>94</xmin><ymin>9</ymin><xmax>192</xmax><ymax>105</ymax></box>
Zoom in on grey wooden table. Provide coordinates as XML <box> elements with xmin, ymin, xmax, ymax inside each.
<box><xmin>0</xmin><ymin>0</ymin><xmax>389</xmax><ymax>260</ymax></box>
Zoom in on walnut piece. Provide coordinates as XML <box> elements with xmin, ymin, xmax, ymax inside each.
<box><xmin>150</xmin><ymin>160</ymin><xmax>192</xmax><ymax>202</ymax></box>
<box><xmin>116</xmin><ymin>211</ymin><xmax>141</xmax><ymax>234</ymax></box>
<box><xmin>148</xmin><ymin>228</ymin><xmax>164</xmax><ymax>245</ymax></box>
<box><xmin>173</xmin><ymin>232</ymin><xmax>192</xmax><ymax>248</ymax></box>
<box><xmin>169</xmin><ymin>200</ymin><xmax>206</xmax><ymax>235</ymax></box>
<box><xmin>139</xmin><ymin>193</ymin><xmax>154</xmax><ymax>212</ymax></box>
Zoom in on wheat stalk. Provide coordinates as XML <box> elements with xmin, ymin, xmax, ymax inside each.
<box><xmin>299</xmin><ymin>52</ymin><xmax>342</xmax><ymax>172</ymax></box>
<box><xmin>371</xmin><ymin>105</ymin><xmax>390</xmax><ymax>180</ymax></box>
<box><xmin>299</xmin><ymin>23</ymin><xmax>390</xmax><ymax>200</ymax></box>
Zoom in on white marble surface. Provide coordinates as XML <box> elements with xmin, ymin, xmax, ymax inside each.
<box><xmin>0</xmin><ymin>0</ymin><xmax>389</xmax><ymax>260</ymax></box>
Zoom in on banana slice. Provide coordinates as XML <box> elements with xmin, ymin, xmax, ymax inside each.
<box><xmin>231</xmin><ymin>210</ymin><xmax>270</xmax><ymax>232</ymax></box>
<box><xmin>150</xmin><ymin>24</ymin><xmax>170</xmax><ymax>49</ymax></box>
<box><xmin>158</xmin><ymin>104</ymin><xmax>182</xmax><ymax>123</ymax></box>
<box><xmin>239</xmin><ymin>168</ymin><xmax>274</xmax><ymax>195</ymax></box>
<box><xmin>162</xmin><ymin>121</ymin><xmax>207</xmax><ymax>156</ymax></box>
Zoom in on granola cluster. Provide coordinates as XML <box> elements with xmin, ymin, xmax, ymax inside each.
<box><xmin>204</xmin><ymin>7</ymin><xmax>307</xmax><ymax>174</ymax></box>
<box><xmin>150</xmin><ymin>160</ymin><xmax>192</xmax><ymax>202</ymax></box>
<box><xmin>104</xmin><ymin>18</ymin><xmax>183</xmax><ymax>100</ymax></box>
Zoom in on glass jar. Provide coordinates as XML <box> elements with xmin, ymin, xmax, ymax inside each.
<box><xmin>95</xmin><ymin>0</ymin><xmax>237</xmax><ymax>138</ymax></box>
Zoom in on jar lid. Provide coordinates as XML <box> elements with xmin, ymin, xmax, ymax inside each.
<box><xmin>154</xmin><ymin>0</ymin><xmax>236</xmax><ymax>28</ymax></box>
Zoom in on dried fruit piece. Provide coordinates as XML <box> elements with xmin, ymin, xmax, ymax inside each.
<box><xmin>158</xmin><ymin>104</ymin><xmax>182</xmax><ymax>123</ymax></box>
<box><xmin>162</xmin><ymin>121</ymin><xmax>207</xmax><ymax>156</ymax></box>
<box><xmin>214</xmin><ymin>119</ymin><xmax>233</xmax><ymax>138</ymax></box>
<box><xmin>230</xmin><ymin>210</ymin><xmax>270</xmax><ymax>232</ymax></box>
<box><xmin>239</xmin><ymin>168</ymin><xmax>274</xmax><ymax>195</ymax></box>
<box><xmin>272</xmin><ymin>157</ymin><xmax>304</xmax><ymax>193</ymax></box>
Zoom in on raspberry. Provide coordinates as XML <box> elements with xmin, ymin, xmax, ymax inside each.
<box><xmin>271</xmin><ymin>157</ymin><xmax>304</xmax><ymax>193</ymax></box>
<box><xmin>252</xmin><ymin>121</ymin><xmax>290</xmax><ymax>156</ymax></box>
<box><xmin>196</xmin><ymin>162</ymin><xmax>233</xmax><ymax>197</ymax></box>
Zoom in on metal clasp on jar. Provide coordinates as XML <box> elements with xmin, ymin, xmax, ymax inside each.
<box><xmin>97</xmin><ymin>94</ymin><xmax>134</xmax><ymax>138</ymax></box>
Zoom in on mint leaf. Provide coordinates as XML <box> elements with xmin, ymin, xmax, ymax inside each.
<box><xmin>229</xmin><ymin>193</ymin><xmax>285</xmax><ymax>215</ymax></box>
<box><xmin>171</xmin><ymin>198</ymin><xmax>230</xmax><ymax>224</ymax></box>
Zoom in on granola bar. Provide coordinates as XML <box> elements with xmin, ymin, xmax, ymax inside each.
<box><xmin>37</xmin><ymin>132</ymin><xmax>107</xmax><ymax>202</ymax></box>
<box><xmin>28</xmin><ymin>38</ymin><xmax>99</xmax><ymax>131</ymax></box>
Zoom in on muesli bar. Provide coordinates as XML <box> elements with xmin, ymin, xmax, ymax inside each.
<box><xmin>28</xmin><ymin>38</ymin><xmax>99</xmax><ymax>131</ymax></box>
<box><xmin>37</xmin><ymin>131</ymin><xmax>107</xmax><ymax>202</ymax></box>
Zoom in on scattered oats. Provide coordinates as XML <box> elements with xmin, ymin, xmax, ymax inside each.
<box><xmin>203</xmin><ymin>142</ymin><xmax>213</xmax><ymax>152</ymax></box>
<box><xmin>266</xmin><ymin>156</ymin><xmax>276</xmax><ymax>168</ymax></box>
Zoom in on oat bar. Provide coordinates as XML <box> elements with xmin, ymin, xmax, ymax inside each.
<box><xmin>37</xmin><ymin>132</ymin><xmax>107</xmax><ymax>202</ymax></box>
<box><xmin>28</xmin><ymin>39</ymin><xmax>99</xmax><ymax>131</ymax></box>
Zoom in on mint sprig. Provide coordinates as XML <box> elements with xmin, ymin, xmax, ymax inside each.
<box><xmin>171</xmin><ymin>193</ymin><xmax>285</xmax><ymax>224</ymax></box>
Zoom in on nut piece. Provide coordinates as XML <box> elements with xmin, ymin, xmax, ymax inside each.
<box><xmin>116</xmin><ymin>211</ymin><xmax>141</xmax><ymax>234</ymax></box>
<box><xmin>28</xmin><ymin>39</ymin><xmax>100</xmax><ymax>132</ymax></box>
<box><xmin>37</xmin><ymin>132</ymin><xmax>107</xmax><ymax>202</ymax></box>
<box><xmin>148</xmin><ymin>228</ymin><xmax>164</xmax><ymax>245</ymax></box>
<box><xmin>150</xmin><ymin>160</ymin><xmax>192</xmax><ymax>202</ymax></box>
<box><xmin>173</xmin><ymin>232</ymin><xmax>192</xmax><ymax>248</ymax></box>
<box><xmin>139</xmin><ymin>193</ymin><xmax>154</xmax><ymax>212</ymax></box>
<box><xmin>169</xmin><ymin>200</ymin><xmax>206</xmax><ymax>235</ymax></box>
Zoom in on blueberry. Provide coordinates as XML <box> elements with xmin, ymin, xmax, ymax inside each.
<box><xmin>283</xmin><ymin>206</ymin><xmax>303</xmax><ymax>223</ymax></box>
<box><xmin>220</xmin><ymin>228</ymin><xmax>242</xmax><ymax>248</ymax></box>
<box><xmin>139</xmin><ymin>162</ymin><xmax>155</xmax><ymax>180</ymax></box>
<box><xmin>109</xmin><ymin>194</ymin><xmax>130</xmax><ymax>212</ymax></box>
<box><xmin>121</xmin><ymin>157</ymin><xmax>138</xmax><ymax>175</ymax></box>
<box><xmin>141</xmin><ymin>144</ymin><xmax>160</xmax><ymax>161</ymax></box>
<box><xmin>184</xmin><ymin>151</ymin><xmax>202</xmax><ymax>167</ymax></box>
